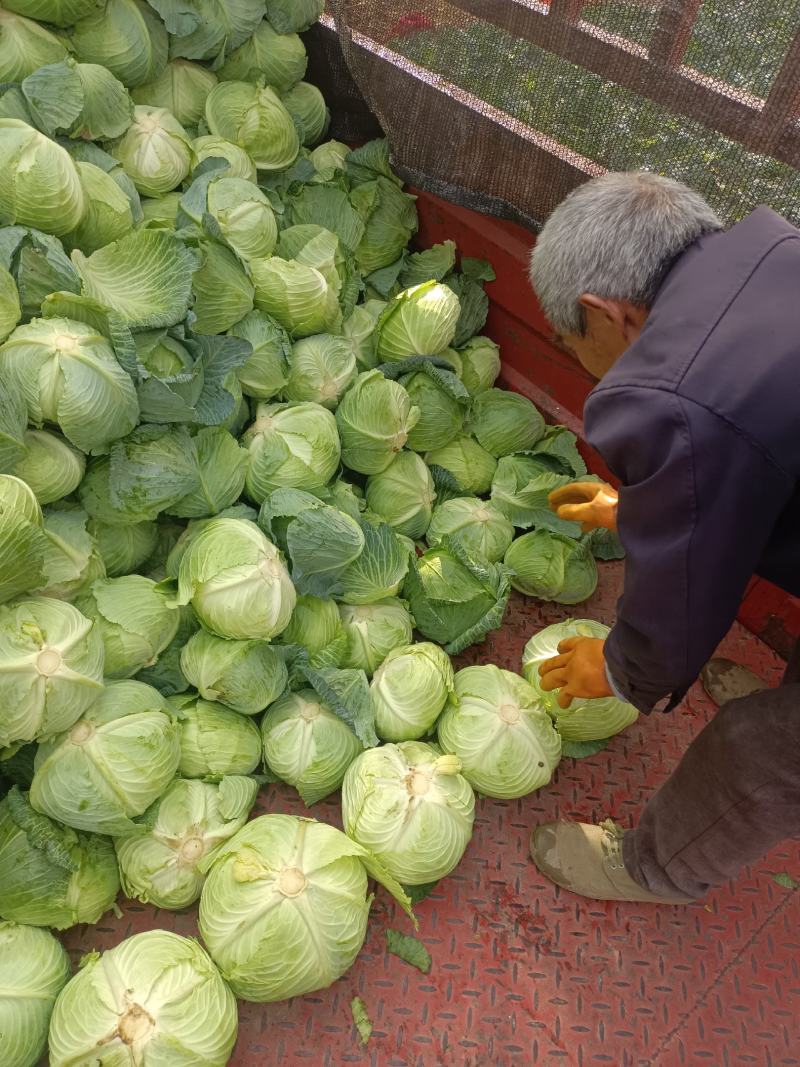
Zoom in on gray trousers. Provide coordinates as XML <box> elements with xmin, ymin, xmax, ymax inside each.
<box><xmin>623</xmin><ymin>644</ymin><xmax>800</xmax><ymax>900</ymax></box>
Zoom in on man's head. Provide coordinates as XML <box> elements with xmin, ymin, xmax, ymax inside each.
<box><xmin>529</xmin><ymin>171</ymin><xmax>722</xmax><ymax>378</ymax></box>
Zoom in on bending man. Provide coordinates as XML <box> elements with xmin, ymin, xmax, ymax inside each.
<box><xmin>527</xmin><ymin>171</ymin><xmax>800</xmax><ymax>904</ymax></box>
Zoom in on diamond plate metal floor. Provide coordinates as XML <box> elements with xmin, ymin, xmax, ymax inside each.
<box><xmin>60</xmin><ymin>562</ymin><xmax>800</xmax><ymax>1066</ymax></box>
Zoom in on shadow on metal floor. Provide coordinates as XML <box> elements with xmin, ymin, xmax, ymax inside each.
<box><xmin>61</xmin><ymin>563</ymin><xmax>800</xmax><ymax>1066</ymax></box>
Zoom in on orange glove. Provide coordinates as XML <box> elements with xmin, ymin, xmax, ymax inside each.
<box><xmin>538</xmin><ymin>637</ymin><xmax>613</xmax><ymax>709</ymax></box>
<box><xmin>548</xmin><ymin>481</ymin><xmax>618</xmax><ymax>532</ymax></box>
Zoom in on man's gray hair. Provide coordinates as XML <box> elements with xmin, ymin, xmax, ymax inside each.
<box><xmin>529</xmin><ymin>171</ymin><xmax>723</xmax><ymax>335</ymax></box>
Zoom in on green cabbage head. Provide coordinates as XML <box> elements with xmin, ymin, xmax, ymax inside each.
<box><xmin>375</xmin><ymin>281</ymin><xmax>460</xmax><ymax>362</ymax></box>
<box><xmin>491</xmin><ymin>455</ymin><xmax>573</xmax><ymax>529</ymax></box>
<box><xmin>0</xmin><ymin>787</ymin><xmax>120</xmax><ymax>930</ymax></box>
<box><xmin>261</xmin><ymin>688</ymin><xmax>362</xmax><ymax>804</ymax></box>
<box><xmin>365</xmin><ymin>451</ymin><xmax>435</xmax><ymax>539</ymax></box>
<box><xmin>174</xmin><ymin>517</ymin><xmax>296</xmax><ymax>640</ymax></box>
<box><xmin>336</xmin><ymin>370</ymin><xmax>420</xmax><ymax>474</ymax></box>
<box><xmin>425</xmin><ymin>434</ymin><xmax>497</xmax><ymax>495</ymax></box>
<box><xmin>285</xmin><ymin>333</ymin><xmax>357</xmax><ymax>409</ymax></box>
<box><xmin>76</xmin><ymin>575</ymin><xmax>179</xmax><ymax>679</ymax></box>
<box><xmin>522</xmin><ymin>619</ymin><xmax>640</xmax><ymax>741</ymax></box>
<box><xmin>371</xmin><ymin>641</ymin><xmax>454</xmax><ymax>741</ymax></box>
<box><xmin>457</xmin><ymin>336</ymin><xmax>501</xmax><ymax>395</ymax></box>
<box><xmin>217</xmin><ymin>18</ymin><xmax>307</xmax><ymax>90</ymax></box>
<box><xmin>115</xmin><ymin>775</ymin><xmax>259</xmax><ymax>910</ymax></box>
<box><xmin>199</xmin><ymin>813</ymin><xmax>410</xmax><ymax>1001</ymax></box>
<box><xmin>113</xmin><ymin>105</ymin><xmax>193</xmax><ymax>197</ymax></box>
<box><xmin>468</xmin><ymin>388</ymin><xmax>545</xmax><ymax>457</ymax></box>
<box><xmin>0</xmin><ymin>596</ymin><xmax>104</xmax><ymax>750</ymax></box>
<box><xmin>207</xmin><ymin>176</ymin><xmax>278</xmax><ymax>262</ymax></box>
<box><xmin>132</xmin><ymin>58</ymin><xmax>218</xmax><ymax>126</ymax></box>
<box><xmin>0</xmin><ymin>920</ymin><xmax>69</xmax><ymax>1067</ymax></box>
<box><xmin>205</xmin><ymin>80</ymin><xmax>299</xmax><ymax>171</ymax></box>
<box><xmin>30</xmin><ymin>680</ymin><xmax>181</xmax><ymax>835</ymax></box>
<box><xmin>0</xmin><ymin>476</ymin><xmax>49</xmax><ymax>606</ymax></box>
<box><xmin>505</xmin><ymin>530</ymin><xmax>598</xmax><ymax>604</ymax></box>
<box><xmin>342</xmin><ymin>741</ymin><xmax>474</xmax><ymax>884</ymax></box>
<box><xmin>438</xmin><ymin>665</ymin><xmax>562</xmax><ymax>798</ymax></box>
<box><xmin>403</xmin><ymin>539</ymin><xmax>511</xmax><ymax>654</ymax></box>
<box><xmin>180</xmin><ymin>628</ymin><xmax>288</xmax><ymax>714</ymax></box>
<box><xmin>171</xmin><ymin>693</ymin><xmax>262</xmax><ymax>777</ymax></box>
<box><xmin>48</xmin><ymin>931</ymin><xmax>238</xmax><ymax>1067</ymax></box>
<box><xmin>88</xmin><ymin>518</ymin><xmax>157</xmax><ymax>577</ymax></box>
<box><xmin>229</xmin><ymin>310</ymin><xmax>290</xmax><ymax>399</ymax></box>
<box><xmin>0</xmin><ymin>119</ymin><xmax>83</xmax><ymax>236</ymax></box>
<box><xmin>0</xmin><ymin>317</ymin><xmax>139</xmax><ymax>454</ymax></box>
<box><xmin>427</xmin><ymin>497</ymin><xmax>514</xmax><ymax>563</ymax></box>
<box><xmin>193</xmin><ymin>134</ymin><xmax>256</xmax><ymax>180</ymax></box>
<box><xmin>280</xmin><ymin>593</ymin><xmax>347</xmax><ymax>667</ymax></box>
<box><xmin>37</xmin><ymin>508</ymin><xmax>106</xmax><ymax>602</ymax></box>
<box><xmin>243</xmin><ymin>402</ymin><xmax>341</xmax><ymax>503</ymax></box>
<box><xmin>0</xmin><ymin>10</ymin><xmax>67</xmax><ymax>80</ymax></box>
<box><xmin>400</xmin><ymin>365</ymin><xmax>468</xmax><ymax>452</ymax></box>
<box><xmin>249</xmin><ymin>256</ymin><xmax>342</xmax><ymax>338</ymax></box>
<box><xmin>69</xmin><ymin>0</ymin><xmax>167</xmax><ymax>87</ymax></box>
<box><xmin>281</xmin><ymin>81</ymin><xmax>329</xmax><ymax>146</ymax></box>
<box><xmin>339</xmin><ymin>598</ymin><xmax>413</xmax><ymax>674</ymax></box>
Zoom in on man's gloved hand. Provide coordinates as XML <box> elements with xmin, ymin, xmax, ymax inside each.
<box><xmin>548</xmin><ymin>481</ymin><xmax>618</xmax><ymax>532</ymax></box>
<box><xmin>538</xmin><ymin>637</ymin><xmax>613</xmax><ymax>709</ymax></box>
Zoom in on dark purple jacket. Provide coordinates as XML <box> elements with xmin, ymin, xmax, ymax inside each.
<box><xmin>584</xmin><ymin>207</ymin><xmax>800</xmax><ymax>713</ymax></box>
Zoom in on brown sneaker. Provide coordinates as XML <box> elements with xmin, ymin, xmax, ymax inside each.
<box><xmin>530</xmin><ymin>820</ymin><xmax>696</xmax><ymax>904</ymax></box>
<box><xmin>700</xmin><ymin>658</ymin><xmax>766</xmax><ymax>706</ymax></box>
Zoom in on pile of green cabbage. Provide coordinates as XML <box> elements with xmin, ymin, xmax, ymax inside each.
<box><xmin>0</xmin><ymin>1</ymin><xmax>634</xmax><ymax>1056</ymax></box>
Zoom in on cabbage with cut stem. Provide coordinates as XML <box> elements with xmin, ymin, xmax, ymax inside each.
<box><xmin>30</xmin><ymin>680</ymin><xmax>181</xmax><ymax>835</ymax></box>
<box><xmin>0</xmin><ymin>317</ymin><xmax>139</xmax><ymax>455</ymax></box>
<box><xmin>198</xmin><ymin>813</ymin><xmax>412</xmax><ymax>1002</ymax></box>
<box><xmin>173</xmin><ymin>517</ymin><xmax>296</xmax><ymax>640</ymax></box>
<box><xmin>342</xmin><ymin>741</ymin><xmax>475</xmax><ymax>885</ymax></box>
<box><xmin>48</xmin><ymin>931</ymin><xmax>238</xmax><ymax>1067</ymax></box>
<box><xmin>115</xmin><ymin>775</ymin><xmax>259</xmax><ymax>910</ymax></box>
<box><xmin>285</xmin><ymin>333</ymin><xmax>357</xmax><ymax>409</ymax></box>
<box><xmin>0</xmin><ymin>595</ymin><xmax>104</xmax><ymax>749</ymax></box>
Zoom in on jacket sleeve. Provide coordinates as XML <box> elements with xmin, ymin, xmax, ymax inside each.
<box><xmin>584</xmin><ymin>385</ymin><xmax>793</xmax><ymax>712</ymax></box>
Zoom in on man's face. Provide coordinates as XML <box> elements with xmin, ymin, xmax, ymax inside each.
<box><xmin>557</xmin><ymin>297</ymin><xmax>648</xmax><ymax>380</ymax></box>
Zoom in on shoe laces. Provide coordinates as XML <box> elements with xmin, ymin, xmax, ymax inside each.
<box><xmin>599</xmin><ymin>818</ymin><xmax>625</xmax><ymax>871</ymax></box>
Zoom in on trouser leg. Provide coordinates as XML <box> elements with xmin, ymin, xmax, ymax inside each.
<box><xmin>623</xmin><ymin>683</ymin><xmax>800</xmax><ymax>899</ymax></box>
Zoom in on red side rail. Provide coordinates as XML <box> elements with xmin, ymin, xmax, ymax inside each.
<box><xmin>412</xmin><ymin>187</ymin><xmax>800</xmax><ymax>657</ymax></box>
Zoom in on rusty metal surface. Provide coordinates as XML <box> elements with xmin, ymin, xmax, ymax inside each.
<box><xmin>61</xmin><ymin>563</ymin><xmax>800</xmax><ymax>1066</ymax></box>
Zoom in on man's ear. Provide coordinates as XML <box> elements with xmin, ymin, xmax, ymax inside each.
<box><xmin>580</xmin><ymin>294</ymin><xmax>647</xmax><ymax>342</ymax></box>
